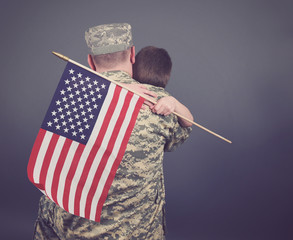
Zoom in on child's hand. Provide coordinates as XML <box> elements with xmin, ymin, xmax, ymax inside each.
<box><xmin>151</xmin><ymin>96</ymin><xmax>194</xmax><ymax>127</ymax></box>
<box><xmin>150</xmin><ymin>96</ymin><xmax>176</xmax><ymax>116</ymax></box>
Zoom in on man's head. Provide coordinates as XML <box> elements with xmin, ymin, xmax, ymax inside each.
<box><xmin>85</xmin><ymin>23</ymin><xmax>135</xmax><ymax>74</ymax></box>
<box><xmin>133</xmin><ymin>46</ymin><xmax>172</xmax><ymax>88</ymax></box>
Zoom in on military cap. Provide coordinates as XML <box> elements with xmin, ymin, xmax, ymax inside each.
<box><xmin>85</xmin><ymin>23</ymin><xmax>133</xmax><ymax>55</ymax></box>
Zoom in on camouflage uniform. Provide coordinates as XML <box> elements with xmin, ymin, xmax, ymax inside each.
<box><xmin>33</xmin><ymin>71</ymin><xmax>192</xmax><ymax>240</ymax></box>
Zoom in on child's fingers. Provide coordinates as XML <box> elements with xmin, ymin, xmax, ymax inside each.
<box><xmin>154</xmin><ymin>102</ymin><xmax>165</xmax><ymax>115</ymax></box>
<box><xmin>154</xmin><ymin>100</ymin><xmax>174</xmax><ymax>116</ymax></box>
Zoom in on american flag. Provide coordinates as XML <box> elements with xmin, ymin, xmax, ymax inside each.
<box><xmin>27</xmin><ymin>62</ymin><xmax>144</xmax><ymax>222</ymax></box>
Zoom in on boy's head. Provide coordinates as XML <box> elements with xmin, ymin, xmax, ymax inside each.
<box><xmin>133</xmin><ymin>46</ymin><xmax>172</xmax><ymax>88</ymax></box>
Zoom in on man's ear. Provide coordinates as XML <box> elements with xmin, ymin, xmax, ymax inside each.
<box><xmin>130</xmin><ymin>46</ymin><xmax>135</xmax><ymax>64</ymax></box>
<box><xmin>87</xmin><ymin>54</ymin><xmax>96</xmax><ymax>70</ymax></box>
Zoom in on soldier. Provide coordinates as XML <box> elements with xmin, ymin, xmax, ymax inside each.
<box><xmin>33</xmin><ymin>23</ymin><xmax>193</xmax><ymax>240</ymax></box>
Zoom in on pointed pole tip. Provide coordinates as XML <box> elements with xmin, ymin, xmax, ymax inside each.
<box><xmin>52</xmin><ymin>51</ymin><xmax>69</xmax><ymax>61</ymax></box>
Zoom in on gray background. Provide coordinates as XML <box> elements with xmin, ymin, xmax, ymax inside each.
<box><xmin>1</xmin><ymin>0</ymin><xmax>293</xmax><ymax>239</ymax></box>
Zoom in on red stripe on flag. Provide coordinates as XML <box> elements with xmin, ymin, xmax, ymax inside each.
<box><xmin>50</xmin><ymin>138</ymin><xmax>73</xmax><ymax>204</ymax></box>
<box><xmin>27</xmin><ymin>128</ymin><xmax>46</xmax><ymax>189</ymax></box>
<box><xmin>62</xmin><ymin>143</ymin><xmax>85</xmax><ymax>212</ymax></box>
<box><xmin>95</xmin><ymin>96</ymin><xmax>144</xmax><ymax>221</ymax></box>
<box><xmin>74</xmin><ymin>86</ymin><xmax>122</xmax><ymax>216</ymax></box>
<box><xmin>85</xmin><ymin>91</ymin><xmax>135</xmax><ymax>220</ymax></box>
<box><xmin>39</xmin><ymin>134</ymin><xmax>60</xmax><ymax>187</ymax></box>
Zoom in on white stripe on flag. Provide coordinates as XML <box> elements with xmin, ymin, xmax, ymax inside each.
<box><xmin>79</xmin><ymin>87</ymin><xmax>128</xmax><ymax>217</ymax></box>
<box><xmin>89</xmin><ymin>94</ymin><xmax>140</xmax><ymax>220</ymax></box>
<box><xmin>68</xmin><ymin>83</ymin><xmax>116</xmax><ymax>213</ymax></box>
<box><xmin>45</xmin><ymin>136</ymin><xmax>66</xmax><ymax>200</ymax></box>
<box><xmin>57</xmin><ymin>141</ymin><xmax>79</xmax><ymax>209</ymax></box>
<box><xmin>33</xmin><ymin>131</ymin><xmax>53</xmax><ymax>184</ymax></box>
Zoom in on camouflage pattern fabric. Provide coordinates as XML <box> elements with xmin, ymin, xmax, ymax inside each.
<box><xmin>85</xmin><ymin>23</ymin><xmax>133</xmax><ymax>55</ymax></box>
<box><xmin>33</xmin><ymin>71</ymin><xmax>192</xmax><ymax>240</ymax></box>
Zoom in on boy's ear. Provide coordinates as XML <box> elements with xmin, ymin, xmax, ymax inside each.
<box><xmin>87</xmin><ymin>54</ymin><xmax>96</xmax><ymax>70</ymax></box>
<box><xmin>130</xmin><ymin>46</ymin><xmax>135</xmax><ymax>64</ymax></box>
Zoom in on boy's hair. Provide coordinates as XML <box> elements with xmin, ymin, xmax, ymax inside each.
<box><xmin>133</xmin><ymin>46</ymin><xmax>172</xmax><ymax>88</ymax></box>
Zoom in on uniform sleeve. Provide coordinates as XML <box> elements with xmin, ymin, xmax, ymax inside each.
<box><xmin>164</xmin><ymin>115</ymin><xmax>192</xmax><ymax>152</ymax></box>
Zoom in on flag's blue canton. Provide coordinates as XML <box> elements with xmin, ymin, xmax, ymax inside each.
<box><xmin>41</xmin><ymin>62</ymin><xmax>111</xmax><ymax>145</ymax></box>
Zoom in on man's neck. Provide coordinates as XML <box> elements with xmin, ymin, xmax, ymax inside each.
<box><xmin>95</xmin><ymin>64</ymin><xmax>133</xmax><ymax>77</ymax></box>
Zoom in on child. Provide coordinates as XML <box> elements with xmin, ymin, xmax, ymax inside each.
<box><xmin>133</xmin><ymin>46</ymin><xmax>193</xmax><ymax>127</ymax></box>
<box><xmin>133</xmin><ymin>46</ymin><xmax>171</xmax><ymax>88</ymax></box>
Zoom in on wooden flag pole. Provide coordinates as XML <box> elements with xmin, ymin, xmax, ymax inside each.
<box><xmin>52</xmin><ymin>51</ymin><xmax>232</xmax><ymax>144</ymax></box>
